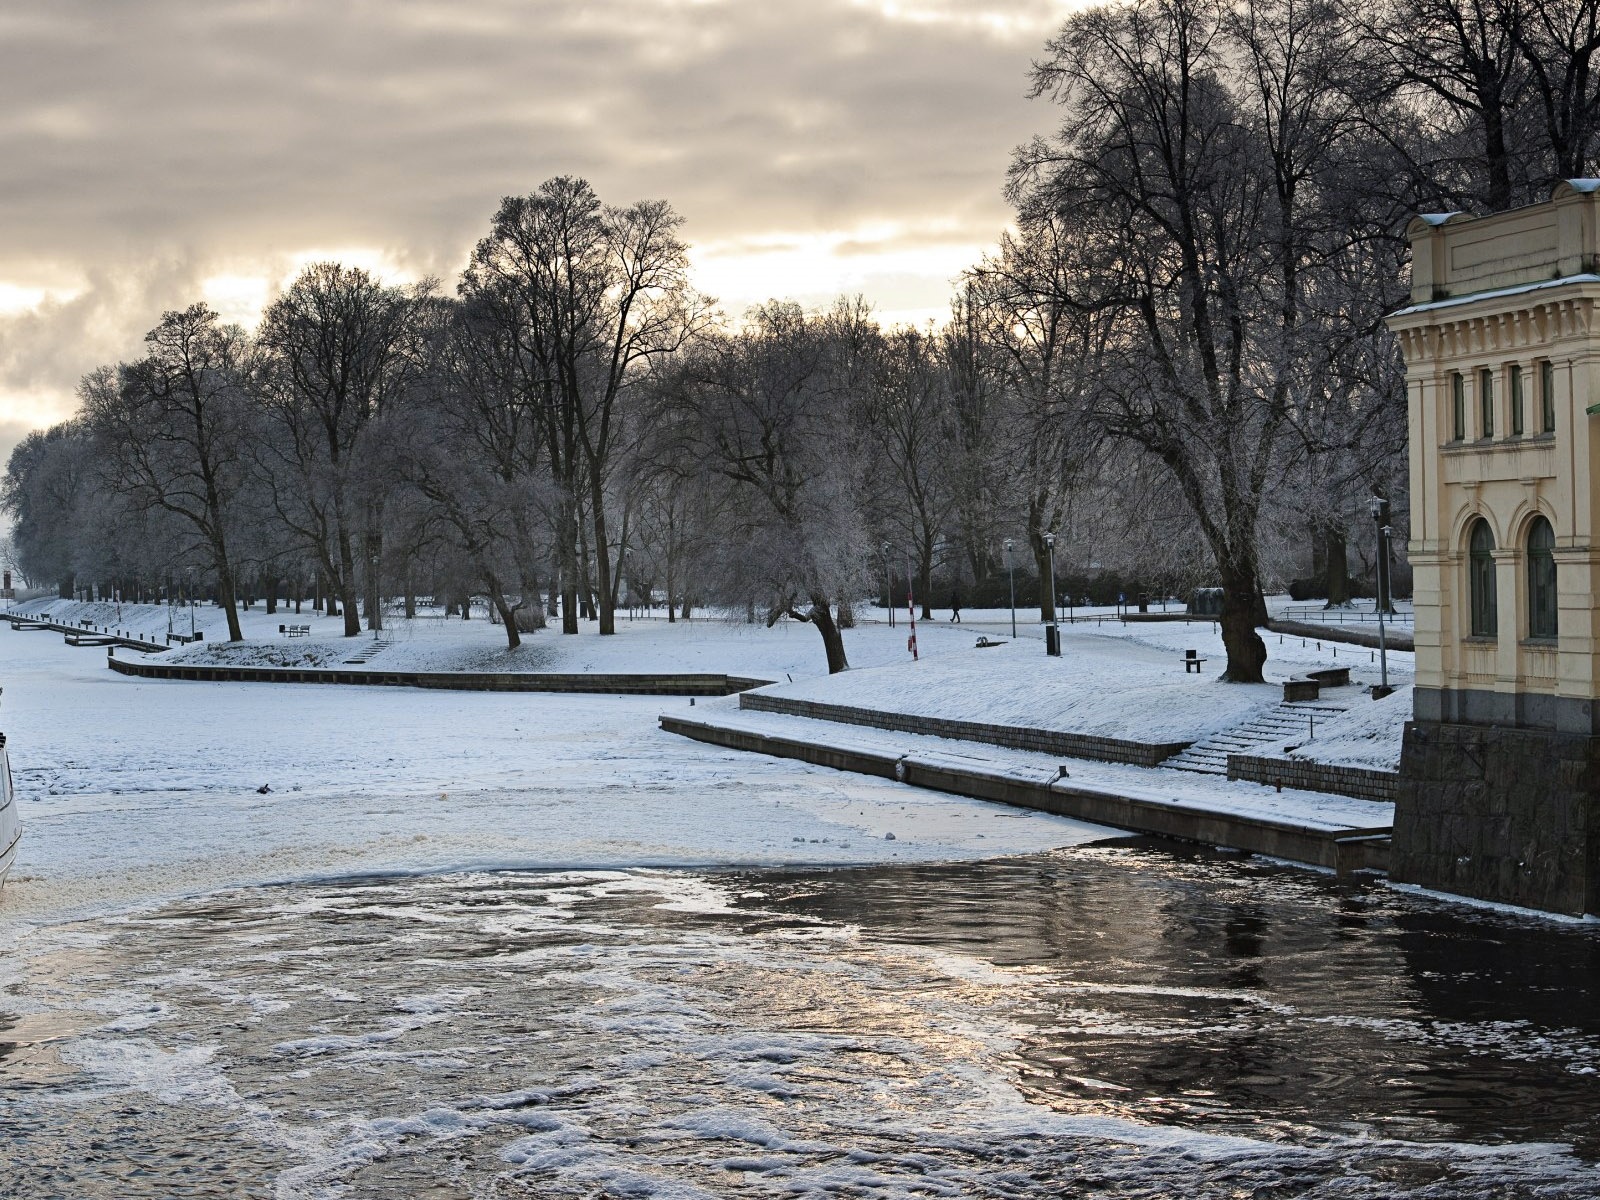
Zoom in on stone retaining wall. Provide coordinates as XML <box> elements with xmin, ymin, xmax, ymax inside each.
<box><xmin>738</xmin><ymin>692</ymin><xmax>1189</xmax><ymax>767</ymax></box>
<box><xmin>1267</xmin><ymin>619</ymin><xmax>1415</xmax><ymax>652</ymax></box>
<box><xmin>106</xmin><ymin>655</ymin><xmax>770</xmax><ymax>696</ymax></box>
<box><xmin>662</xmin><ymin>714</ymin><xmax>1392</xmax><ymax>874</ymax></box>
<box><xmin>1226</xmin><ymin>752</ymin><xmax>1399</xmax><ymax>803</ymax></box>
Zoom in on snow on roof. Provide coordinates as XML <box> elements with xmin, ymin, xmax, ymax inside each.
<box><xmin>1389</xmin><ymin>273</ymin><xmax>1600</xmax><ymax>318</ymax></box>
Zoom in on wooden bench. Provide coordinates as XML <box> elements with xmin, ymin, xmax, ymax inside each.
<box><xmin>1182</xmin><ymin>648</ymin><xmax>1208</xmax><ymax>673</ymax></box>
<box><xmin>1307</xmin><ymin>665</ymin><xmax>1350</xmax><ymax>688</ymax></box>
<box><xmin>280</xmin><ymin>624</ymin><xmax>311</xmax><ymax>638</ymax></box>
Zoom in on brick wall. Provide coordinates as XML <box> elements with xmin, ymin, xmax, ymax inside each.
<box><xmin>1227</xmin><ymin>752</ymin><xmax>1398</xmax><ymax>802</ymax></box>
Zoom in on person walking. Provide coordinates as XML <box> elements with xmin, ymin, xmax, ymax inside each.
<box><xmin>949</xmin><ymin>589</ymin><xmax>962</xmax><ymax>623</ymax></box>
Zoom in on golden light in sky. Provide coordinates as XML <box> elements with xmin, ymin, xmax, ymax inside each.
<box><xmin>0</xmin><ymin>0</ymin><xmax>1081</xmax><ymax>465</ymax></box>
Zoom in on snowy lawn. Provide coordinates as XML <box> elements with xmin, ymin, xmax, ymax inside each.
<box><xmin>0</xmin><ymin>619</ymin><xmax>1114</xmax><ymax>927</ymax></box>
<box><xmin>756</xmin><ymin>611</ymin><xmax>1414</xmax><ymax>749</ymax></box>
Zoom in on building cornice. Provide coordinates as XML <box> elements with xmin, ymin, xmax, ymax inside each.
<box><xmin>1388</xmin><ymin>282</ymin><xmax>1600</xmax><ymax>362</ymax></box>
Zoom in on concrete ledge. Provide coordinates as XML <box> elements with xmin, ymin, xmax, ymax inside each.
<box><xmin>738</xmin><ymin>693</ymin><xmax>1190</xmax><ymax>767</ymax></box>
<box><xmin>105</xmin><ymin>654</ymin><xmax>770</xmax><ymax>696</ymax></box>
<box><xmin>1227</xmin><ymin>753</ymin><xmax>1399</xmax><ymax>803</ymax></box>
<box><xmin>662</xmin><ymin>713</ymin><xmax>1392</xmax><ymax>873</ymax></box>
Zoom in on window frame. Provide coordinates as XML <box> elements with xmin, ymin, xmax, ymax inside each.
<box><xmin>1541</xmin><ymin>360</ymin><xmax>1557</xmax><ymax>434</ymax></box>
<box><xmin>1510</xmin><ymin>364</ymin><xmax>1524</xmax><ymax>436</ymax></box>
<box><xmin>1479</xmin><ymin>367</ymin><xmax>1494</xmax><ymax>438</ymax></box>
<box><xmin>1527</xmin><ymin>516</ymin><xmax>1558</xmax><ymax>641</ymax></box>
<box><xmin>1452</xmin><ymin>372</ymin><xmax>1466</xmax><ymax>441</ymax></box>
<box><xmin>1468</xmin><ymin>519</ymin><xmax>1498</xmax><ymax>639</ymax></box>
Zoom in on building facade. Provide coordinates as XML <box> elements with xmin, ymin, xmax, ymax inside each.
<box><xmin>1387</xmin><ymin>180</ymin><xmax>1600</xmax><ymax>914</ymax></box>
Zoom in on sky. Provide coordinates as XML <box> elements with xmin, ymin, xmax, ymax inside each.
<box><xmin>0</xmin><ymin>0</ymin><xmax>1080</xmax><ymax>481</ymax></box>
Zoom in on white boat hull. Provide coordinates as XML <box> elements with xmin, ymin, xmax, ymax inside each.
<box><xmin>0</xmin><ymin>741</ymin><xmax>18</xmax><ymax>890</ymax></box>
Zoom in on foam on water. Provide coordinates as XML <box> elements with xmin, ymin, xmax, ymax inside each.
<box><xmin>4</xmin><ymin>855</ymin><xmax>1600</xmax><ymax>1197</ymax></box>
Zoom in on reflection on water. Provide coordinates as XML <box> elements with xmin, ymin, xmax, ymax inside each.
<box><xmin>2</xmin><ymin>842</ymin><xmax>1598</xmax><ymax>1198</ymax></box>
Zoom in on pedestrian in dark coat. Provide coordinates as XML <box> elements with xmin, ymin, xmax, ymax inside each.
<box><xmin>950</xmin><ymin>590</ymin><xmax>962</xmax><ymax>623</ymax></box>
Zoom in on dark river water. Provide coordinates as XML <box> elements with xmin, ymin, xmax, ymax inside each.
<box><xmin>3</xmin><ymin>841</ymin><xmax>1599</xmax><ymax>1198</ymax></box>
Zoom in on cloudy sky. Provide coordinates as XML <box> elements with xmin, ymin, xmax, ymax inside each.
<box><xmin>0</xmin><ymin>0</ymin><xmax>1076</xmax><ymax>472</ymax></box>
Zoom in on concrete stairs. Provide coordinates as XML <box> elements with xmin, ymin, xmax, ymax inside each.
<box><xmin>1161</xmin><ymin>700</ymin><xmax>1349</xmax><ymax>776</ymax></box>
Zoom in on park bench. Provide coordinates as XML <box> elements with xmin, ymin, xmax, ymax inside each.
<box><xmin>974</xmin><ymin>636</ymin><xmax>1005</xmax><ymax>649</ymax></box>
<box><xmin>280</xmin><ymin>624</ymin><xmax>311</xmax><ymax>638</ymax></box>
<box><xmin>1182</xmin><ymin>648</ymin><xmax>1207</xmax><ymax>673</ymax></box>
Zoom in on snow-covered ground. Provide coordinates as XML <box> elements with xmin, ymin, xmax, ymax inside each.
<box><xmin>0</xmin><ymin>613</ymin><xmax>1114</xmax><ymax>928</ymax></box>
<box><xmin>753</xmin><ymin>608</ymin><xmax>1413</xmax><ymax>764</ymax></box>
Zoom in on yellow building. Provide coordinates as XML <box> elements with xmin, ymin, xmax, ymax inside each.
<box><xmin>1387</xmin><ymin>181</ymin><xmax>1600</xmax><ymax>914</ymax></box>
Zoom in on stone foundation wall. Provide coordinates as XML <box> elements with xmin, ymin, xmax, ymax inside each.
<box><xmin>738</xmin><ymin>693</ymin><xmax>1189</xmax><ymax>767</ymax></box>
<box><xmin>1227</xmin><ymin>753</ymin><xmax>1398</xmax><ymax>802</ymax></box>
<box><xmin>1393</xmin><ymin>720</ymin><xmax>1600</xmax><ymax>914</ymax></box>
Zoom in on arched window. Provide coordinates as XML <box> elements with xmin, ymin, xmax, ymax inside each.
<box><xmin>1527</xmin><ymin>516</ymin><xmax>1557</xmax><ymax>639</ymax></box>
<box><xmin>1469</xmin><ymin>519</ymin><xmax>1497</xmax><ymax>638</ymax></box>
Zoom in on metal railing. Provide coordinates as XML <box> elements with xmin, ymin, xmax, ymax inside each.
<box><xmin>1280</xmin><ymin>603</ymin><xmax>1414</xmax><ymax>625</ymax></box>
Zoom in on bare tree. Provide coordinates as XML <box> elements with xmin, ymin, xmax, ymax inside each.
<box><xmin>79</xmin><ymin>305</ymin><xmax>252</xmax><ymax>640</ymax></box>
<box><xmin>461</xmin><ymin>177</ymin><xmax>708</xmax><ymax>637</ymax></box>
<box><xmin>255</xmin><ymin>263</ymin><xmax>430</xmax><ymax>637</ymax></box>
<box><xmin>965</xmin><ymin>218</ymin><xmax>1105</xmax><ymax>623</ymax></box>
<box><xmin>666</xmin><ymin>302</ymin><xmax>870</xmax><ymax>673</ymax></box>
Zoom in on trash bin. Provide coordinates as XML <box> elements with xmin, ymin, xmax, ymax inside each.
<box><xmin>1137</xmin><ymin>592</ymin><xmax>1149</xmax><ymax>613</ymax></box>
<box><xmin>1045</xmin><ymin>624</ymin><xmax>1061</xmax><ymax>656</ymax></box>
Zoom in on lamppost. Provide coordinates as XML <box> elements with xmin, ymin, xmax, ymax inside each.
<box><xmin>1004</xmin><ymin>538</ymin><xmax>1017</xmax><ymax>639</ymax></box>
<box><xmin>186</xmin><ymin>568</ymin><xmax>195</xmax><ymax>640</ymax></box>
<box><xmin>370</xmin><ymin>554</ymin><xmax>380</xmax><ymax>639</ymax></box>
<box><xmin>882</xmin><ymin>542</ymin><xmax>894</xmax><ymax>628</ymax></box>
<box><xmin>1044</xmin><ymin>531</ymin><xmax>1061</xmax><ymax>657</ymax></box>
<box><xmin>1368</xmin><ymin>497</ymin><xmax>1394</xmax><ymax>698</ymax></box>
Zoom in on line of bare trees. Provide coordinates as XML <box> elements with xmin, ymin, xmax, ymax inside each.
<box><xmin>9</xmin><ymin>0</ymin><xmax>1599</xmax><ymax>678</ymax></box>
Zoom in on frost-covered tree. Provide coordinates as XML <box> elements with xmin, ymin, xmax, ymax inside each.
<box><xmin>80</xmin><ymin>305</ymin><xmax>253</xmax><ymax>640</ymax></box>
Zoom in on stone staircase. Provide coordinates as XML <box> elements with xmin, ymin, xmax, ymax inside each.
<box><xmin>341</xmin><ymin>631</ymin><xmax>393</xmax><ymax>666</ymax></box>
<box><xmin>1161</xmin><ymin>700</ymin><xmax>1349</xmax><ymax>776</ymax></box>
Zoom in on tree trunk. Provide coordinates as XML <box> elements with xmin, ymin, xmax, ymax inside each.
<box><xmin>518</xmin><ymin>570</ymin><xmax>547</xmax><ymax>630</ymax></box>
<box><xmin>1218</xmin><ymin>561</ymin><xmax>1267</xmax><ymax>683</ymax></box>
<box><xmin>215</xmin><ymin>570</ymin><xmax>245</xmax><ymax>642</ymax></box>
<box><xmin>489</xmin><ymin>583</ymin><xmax>521</xmax><ymax>650</ymax></box>
<box><xmin>404</xmin><ymin>573</ymin><xmax>416</xmax><ymax>620</ymax></box>
<box><xmin>557</xmin><ymin>493</ymin><xmax>581</xmax><ymax>633</ymax></box>
<box><xmin>1031</xmin><ymin>541</ymin><xmax>1055</xmax><ymax>623</ymax></box>
<box><xmin>336</xmin><ymin>529</ymin><xmax>362</xmax><ymax>637</ymax></box>
<box><xmin>1323</xmin><ymin>525</ymin><xmax>1350</xmax><ymax>607</ymax></box>
<box><xmin>809</xmin><ymin>592</ymin><xmax>849</xmax><ymax>673</ymax></box>
<box><xmin>591</xmin><ymin>482</ymin><xmax>616</xmax><ymax>635</ymax></box>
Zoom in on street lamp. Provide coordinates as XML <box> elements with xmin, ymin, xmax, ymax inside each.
<box><xmin>1044</xmin><ymin>531</ymin><xmax>1061</xmax><ymax>657</ymax></box>
<box><xmin>1368</xmin><ymin>497</ymin><xmax>1394</xmax><ymax>698</ymax></box>
<box><xmin>186</xmin><ymin>568</ymin><xmax>195</xmax><ymax>640</ymax></box>
<box><xmin>370</xmin><ymin>554</ymin><xmax>380</xmax><ymax>639</ymax></box>
<box><xmin>1004</xmin><ymin>538</ymin><xmax>1017</xmax><ymax>639</ymax></box>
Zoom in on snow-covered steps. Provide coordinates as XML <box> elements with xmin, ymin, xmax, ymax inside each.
<box><xmin>1160</xmin><ymin>700</ymin><xmax>1350</xmax><ymax>776</ymax></box>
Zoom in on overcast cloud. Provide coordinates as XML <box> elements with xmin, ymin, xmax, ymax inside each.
<box><xmin>0</xmin><ymin>0</ymin><xmax>1075</xmax><ymax>473</ymax></box>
